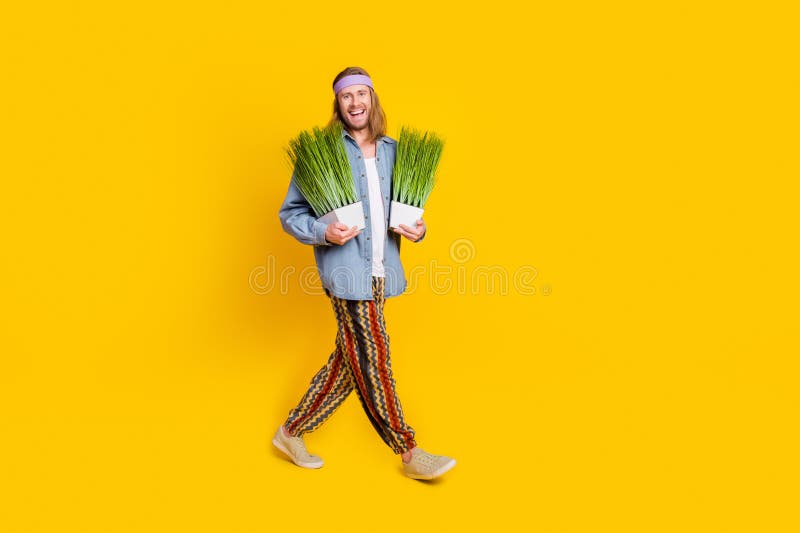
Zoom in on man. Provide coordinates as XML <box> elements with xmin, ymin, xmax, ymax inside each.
<box><xmin>273</xmin><ymin>66</ymin><xmax>456</xmax><ymax>480</ymax></box>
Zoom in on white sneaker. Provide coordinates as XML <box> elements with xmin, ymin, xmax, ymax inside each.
<box><xmin>403</xmin><ymin>448</ymin><xmax>456</xmax><ymax>480</ymax></box>
<box><xmin>272</xmin><ymin>426</ymin><xmax>324</xmax><ymax>469</ymax></box>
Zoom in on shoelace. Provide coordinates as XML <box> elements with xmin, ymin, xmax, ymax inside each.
<box><xmin>412</xmin><ymin>451</ymin><xmax>440</xmax><ymax>469</ymax></box>
<box><xmin>289</xmin><ymin>436</ymin><xmax>314</xmax><ymax>459</ymax></box>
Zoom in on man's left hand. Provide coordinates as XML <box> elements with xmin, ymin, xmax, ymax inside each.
<box><xmin>393</xmin><ymin>220</ymin><xmax>426</xmax><ymax>242</ymax></box>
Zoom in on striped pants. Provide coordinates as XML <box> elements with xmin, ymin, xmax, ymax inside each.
<box><xmin>284</xmin><ymin>277</ymin><xmax>417</xmax><ymax>454</ymax></box>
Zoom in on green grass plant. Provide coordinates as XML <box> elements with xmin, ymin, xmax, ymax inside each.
<box><xmin>286</xmin><ymin>124</ymin><xmax>357</xmax><ymax>217</ymax></box>
<box><xmin>392</xmin><ymin>127</ymin><xmax>444</xmax><ymax>208</ymax></box>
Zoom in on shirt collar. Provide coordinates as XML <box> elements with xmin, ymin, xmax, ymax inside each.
<box><xmin>342</xmin><ymin>128</ymin><xmax>394</xmax><ymax>144</ymax></box>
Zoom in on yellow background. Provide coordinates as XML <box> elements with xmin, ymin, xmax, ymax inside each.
<box><xmin>2</xmin><ymin>1</ymin><xmax>798</xmax><ymax>531</ymax></box>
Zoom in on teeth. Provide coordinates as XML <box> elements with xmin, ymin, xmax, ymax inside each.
<box><xmin>350</xmin><ymin>110</ymin><xmax>364</xmax><ymax>116</ymax></box>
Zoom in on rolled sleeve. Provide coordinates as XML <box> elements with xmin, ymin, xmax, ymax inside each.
<box><xmin>278</xmin><ymin>174</ymin><xmax>330</xmax><ymax>246</ymax></box>
<box><xmin>314</xmin><ymin>220</ymin><xmax>330</xmax><ymax>246</ymax></box>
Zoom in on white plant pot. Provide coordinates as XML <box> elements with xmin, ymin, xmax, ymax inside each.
<box><xmin>318</xmin><ymin>201</ymin><xmax>366</xmax><ymax>230</ymax></box>
<box><xmin>389</xmin><ymin>201</ymin><xmax>424</xmax><ymax>229</ymax></box>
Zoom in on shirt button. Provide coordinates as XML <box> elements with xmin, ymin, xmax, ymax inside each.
<box><xmin>365</xmin><ymin>215</ymin><xmax>369</xmax><ymax>219</ymax></box>
<box><xmin>361</xmin><ymin>173</ymin><xmax>365</xmax><ymax>177</ymax></box>
<box><xmin>366</xmin><ymin>237</ymin><xmax>370</xmax><ymax>240</ymax></box>
<box><xmin>358</xmin><ymin>155</ymin><xmax>361</xmax><ymax>159</ymax></box>
<box><xmin>362</xmin><ymin>194</ymin><xmax>366</xmax><ymax>199</ymax></box>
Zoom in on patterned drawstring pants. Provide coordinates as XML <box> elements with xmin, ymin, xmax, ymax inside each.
<box><xmin>283</xmin><ymin>276</ymin><xmax>417</xmax><ymax>454</ymax></box>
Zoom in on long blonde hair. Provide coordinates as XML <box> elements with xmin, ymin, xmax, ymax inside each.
<box><xmin>328</xmin><ymin>66</ymin><xmax>387</xmax><ymax>143</ymax></box>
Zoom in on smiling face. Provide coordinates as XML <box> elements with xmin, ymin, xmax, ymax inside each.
<box><xmin>336</xmin><ymin>84</ymin><xmax>372</xmax><ymax>133</ymax></box>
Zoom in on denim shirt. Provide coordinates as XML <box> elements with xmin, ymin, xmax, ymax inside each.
<box><xmin>279</xmin><ymin>129</ymin><xmax>422</xmax><ymax>300</ymax></box>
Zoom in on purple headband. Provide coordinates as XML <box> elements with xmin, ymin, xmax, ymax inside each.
<box><xmin>333</xmin><ymin>74</ymin><xmax>374</xmax><ymax>95</ymax></box>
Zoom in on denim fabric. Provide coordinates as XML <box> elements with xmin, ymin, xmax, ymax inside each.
<box><xmin>279</xmin><ymin>129</ymin><xmax>421</xmax><ymax>300</ymax></box>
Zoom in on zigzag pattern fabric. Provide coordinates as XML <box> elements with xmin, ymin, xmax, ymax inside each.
<box><xmin>284</xmin><ymin>277</ymin><xmax>417</xmax><ymax>454</ymax></box>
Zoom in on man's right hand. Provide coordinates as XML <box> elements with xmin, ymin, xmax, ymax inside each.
<box><xmin>325</xmin><ymin>222</ymin><xmax>359</xmax><ymax>245</ymax></box>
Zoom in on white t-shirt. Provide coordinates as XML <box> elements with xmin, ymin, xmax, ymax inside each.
<box><xmin>364</xmin><ymin>158</ymin><xmax>385</xmax><ymax>277</ymax></box>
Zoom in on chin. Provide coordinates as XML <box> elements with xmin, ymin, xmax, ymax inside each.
<box><xmin>347</xmin><ymin>122</ymin><xmax>370</xmax><ymax>132</ymax></box>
